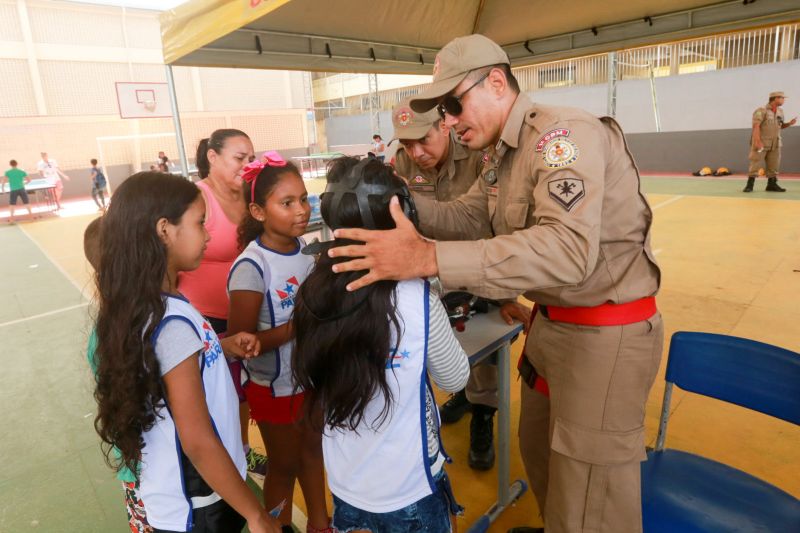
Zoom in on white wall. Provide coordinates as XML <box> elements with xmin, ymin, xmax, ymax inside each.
<box><xmin>528</xmin><ymin>60</ymin><xmax>800</xmax><ymax>133</ymax></box>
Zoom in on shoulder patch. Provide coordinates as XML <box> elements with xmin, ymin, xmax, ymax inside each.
<box><xmin>548</xmin><ymin>178</ymin><xmax>585</xmax><ymax>211</ymax></box>
<box><xmin>536</xmin><ymin>129</ymin><xmax>570</xmax><ymax>152</ymax></box>
<box><xmin>542</xmin><ymin>137</ymin><xmax>579</xmax><ymax>168</ymax></box>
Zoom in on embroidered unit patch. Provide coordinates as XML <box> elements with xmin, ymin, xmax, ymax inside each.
<box><xmin>536</xmin><ymin>129</ymin><xmax>570</xmax><ymax>152</ymax></box>
<box><xmin>396</xmin><ymin>109</ymin><xmax>412</xmax><ymax>126</ymax></box>
<box><xmin>548</xmin><ymin>178</ymin><xmax>585</xmax><ymax>211</ymax></box>
<box><xmin>542</xmin><ymin>137</ymin><xmax>579</xmax><ymax>168</ymax></box>
<box><xmin>411</xmin><ymin>175</ymin><xmax>430</xmax><ymax>184</ymax></box>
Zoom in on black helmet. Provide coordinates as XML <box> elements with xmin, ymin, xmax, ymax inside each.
<box><xmin>303</xmin><ymin>157</ymin><xmax>418</xmax><ymax>255</ymax></box>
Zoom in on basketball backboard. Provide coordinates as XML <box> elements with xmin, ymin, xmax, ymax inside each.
<box><xmin>115</xmin><ymin>82</ymin><xmax>172</xmax><ymax>119</ymax></box>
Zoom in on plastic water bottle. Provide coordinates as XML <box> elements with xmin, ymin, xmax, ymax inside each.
<box><xmin>308</xmin><ymin>194</ymin><xmax>322</xmax><ymax>223</ymax></box>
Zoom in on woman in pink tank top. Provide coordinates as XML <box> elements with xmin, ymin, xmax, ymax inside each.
<box><xmin>177</xmin><ymin>130</ymin><xmax>268</xmax><ymax>476</ymax></box>
<box><xmin>177</xmin><ymin>129</ymin><xmax>255</xmax><ymax>331</ymax></box>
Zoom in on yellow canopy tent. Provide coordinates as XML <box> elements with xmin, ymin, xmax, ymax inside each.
<box><xmin>158</xmin><ymin>0</ymin><xmax>799</xmax><ymax>170</ymax></box>
<box><xmin>161</xmin><ymin>0</ymin><xmax>800</xmax><ymax>73</ymax></box>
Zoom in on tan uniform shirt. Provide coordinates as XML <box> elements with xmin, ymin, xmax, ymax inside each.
<box><xmin>395</xmin><ymin>132</ymin><xmax>484</xmax><ymax>202</ymax></box>
<box><xmin>415</xmin><ymin>93</ymin><xmax>660</xmax><ymax>307</ymax></box>
<box><xmin>752</xmin><ymin>105</ymin><xmax>785</xmax><ymax>150</ymax></box>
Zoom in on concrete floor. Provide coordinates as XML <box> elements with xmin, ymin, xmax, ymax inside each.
<box><xmin>0</xmin><ymin>176</ymin><xmax>798</xmax><ymax>532</ymax></box>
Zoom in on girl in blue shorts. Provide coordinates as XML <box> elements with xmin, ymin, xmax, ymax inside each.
<box><xmin>293</xmin><ymin>157</ymin><xmax>470</xmax><ymax>532</ymax></box>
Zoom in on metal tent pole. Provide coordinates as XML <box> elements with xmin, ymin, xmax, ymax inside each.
<box><xmin>607</xmin><ymin>51</ymin><xmax>617</xmax><ymax>117</ymax></box>
<box><xmin>165</xmin><ymin>65</ymin><xmax>190</xmax><ymax>178</ymax></box>
<box><xmin>648</xmin><ymin>62</ymin><xmax>662</xmax><ymax>132</ymax></box>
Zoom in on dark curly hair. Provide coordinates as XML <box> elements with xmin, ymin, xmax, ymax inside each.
<box><xmin>237</xmin><ymin>160</ymin><xmax>302</xmax><ymax>250</ymax></box>
<box><xmin>292</xmin><ymin>157</ymin><xmax>404</xmax><ymax>432</ymax></box>
<box><xmin>93</xmin><ymin>171</ymin><xmax>200</xmax><ymax>476</ymax></box>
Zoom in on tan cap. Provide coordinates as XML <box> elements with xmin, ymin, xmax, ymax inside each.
<box><xmin>410</xmin><ymin>34</ymin><xmax>509</xmax><ymax>113</ymax></box>
<box><xmin>769</xmin><ymin>91</ymin><xmax>786</xmax><ymax>98</ymax></box>
<box><xmin>391</xmin><ymin>99</ymin><xmax>440</xmax><ymax>141</ymax></box>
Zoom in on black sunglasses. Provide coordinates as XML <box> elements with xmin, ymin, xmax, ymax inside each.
<box><xmin>437</xmin><ymin>72</ymin><xmax>490</xmax><ymax>119</ymax></box>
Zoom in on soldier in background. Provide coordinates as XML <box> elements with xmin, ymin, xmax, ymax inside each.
<box><xmin>392</xmin><ymin>99</ymin><xmax>502</xmax><ymax>470</ymax></box>
<box><xmin>744</xmin><ymin>91</ymin><xmax>795</xmax><ymax>192</ymax></box>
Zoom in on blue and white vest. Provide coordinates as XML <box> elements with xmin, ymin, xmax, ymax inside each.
<box><xmin>230</xmin><ymin>237</ymin><xmax>313</xmax><ymax>397</ymax></box>
<box><xmin>323</xmin><ymin>279</ymin><xmax>446</xmax><ymax>513</ymax></box>
<box><xmin>138</xmin><ymin>295</ymin><xmax>246</xmax><ymax>531</ymax></box>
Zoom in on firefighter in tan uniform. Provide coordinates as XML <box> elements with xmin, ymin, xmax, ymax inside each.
<box><xmin>744</xmin><ymin>91</ymin><xmax>796</xmax><ymax>192</ymax></box>
<box><xmin>392</xmin><ymin>98</ymin><xmax>503</xmax><ymax>470</ymax></box>
<box><xmin>393</xmin><ymin>99</ymin><xmax>483</xmax><ymax>202</ymax></box>
<box><xmin>329</xmin><ymin>34</ymin><xmax>663</xmax><ymax>533</ymax></box>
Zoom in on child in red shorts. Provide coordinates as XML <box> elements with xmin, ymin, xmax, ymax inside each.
<box><xmin>227</xmin><ymin>152</ymin><xmax>331</xmax><ymax>533</ymax></box>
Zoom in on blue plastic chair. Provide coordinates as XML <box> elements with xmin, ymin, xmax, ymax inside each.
<box><xmin>641</xmin><ymin>331</ymin><xmax>800</xmax><ymax>532</ymax></box>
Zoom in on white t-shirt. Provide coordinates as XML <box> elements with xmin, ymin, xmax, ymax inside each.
<box><xmin>37</xmin><ymin>159</ymin><xmax>60</xmax><ymax>182</ymax></box>
<box><xmin>138</xmin><ymin>294</ymin><xmax>246</xmax><ymax>531</ymax></box>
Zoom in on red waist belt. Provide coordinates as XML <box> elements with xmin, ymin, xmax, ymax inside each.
<box><xmin>543</xmin><ymin>296</ymin><xmax>657</xmax><ymax>326</ymax></box>
<box><xmin>518</xmin><ymin>297</ymin><xmax>657</xmax><ymax>397</ymax></box>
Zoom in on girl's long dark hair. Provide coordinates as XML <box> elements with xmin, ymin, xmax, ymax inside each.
<box><xmin>293</xmin><ymin>157</ymin><xmax>404</xmax><ymax>432</ymax></box>
<box><xmin>94</xmin><ymin>172</ymin><xmax>200</xmax><ymax>476</ymax></box>
<box><xmin>237</xmin><ymin>161</ymin><xmax>301</xmax><ymax>250</ymax></box>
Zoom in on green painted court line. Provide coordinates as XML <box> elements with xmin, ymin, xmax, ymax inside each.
<box><xmin>641</xmin><ymin>176</ymin><xmax>800</xmax><ymax>200</ymax></box>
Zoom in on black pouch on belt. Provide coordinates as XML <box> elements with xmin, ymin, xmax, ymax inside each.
<box><xmin>517</xmin><ymin>353</ymin><xmax>539</xmax><ymax>389</ymax></box>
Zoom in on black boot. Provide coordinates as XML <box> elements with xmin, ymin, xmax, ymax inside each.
<box><xmin>507</xmin><ymin>528</ymin><xmax>544</xmax><ymax>533</ymax></box>
<box><xmin>743</xmin><ymin>176</ymin><xmax>755</xmax><ymax>192</ymax></box>
<box><xmin>439</xmin><ymin>389</ymin><xmax>471</xmax><ymax>424</ymax></box>
<box><xmin>468</xmin><ymin>404</ymin><xmax>496</xmax><ymax>470</ymax></box>
<box><xmin>765</xmin><ymin>177</ymin><xmax>786</xmax><ymax>192</ymax></box>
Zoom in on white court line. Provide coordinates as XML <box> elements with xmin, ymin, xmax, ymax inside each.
<box><xmin>651</xmin><ymin>195</ymin><xmax>684</xmax><ymax>210</ymax></box>
<box><xmin>0</xmin><ymin>302</ymin><xmax>89</xmax><ymax>328</ymax></box>
<box><xmin>17</xmin><ymin>224</ymin><xmax>92</xmax><ymax>301</ymax></box>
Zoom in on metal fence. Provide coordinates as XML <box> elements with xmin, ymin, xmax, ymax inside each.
<box><xmin>315</xmin><ymin>22</ymin><xmax>800</xmax><ymax>118</ymax></box>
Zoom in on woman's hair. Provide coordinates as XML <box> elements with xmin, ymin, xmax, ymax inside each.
<box><xmin>195</xmin><ymin>128</ymin><xmax>250</xmax><ymax>179</ymax></box>
<box><xmin>93</xmin><ymin>172</ymin><xmax>200</xmax><ymax>476</ymax></box>
<box><xmin>292</xmin><ymin>157</ymin><xmax>404</xmax><ymax>432</ymax></box>
<box><xmin>237</xmin><ymin>161</ymin><xmax>302</xmax><ymax>250</ymax></box>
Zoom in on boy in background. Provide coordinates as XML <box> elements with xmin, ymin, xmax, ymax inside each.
<box><xmin>3</xmin><ymin>160</ymin><xmax>34</xmax><ymax>223</ymax></box>
<box><xmin>89</xmin><ymin>159</ymin><xmax>108</xmax><ymax>211</ymax></box>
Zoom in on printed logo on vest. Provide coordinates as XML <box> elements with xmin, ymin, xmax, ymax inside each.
<box><xmin>386</xmin><ymin>347</ymin><xmax>411</xmax><ymax>369</ymax></box>
<box><xmin>548</xmin><ymin>178</ymin><xmax>585</xmax><ymax>211</ymax></box>
<box><xmin>275</xmin><ymin>276</ymin><xmax>300</xmax><ymax>309</ymax></box>
<box><xmin>201</xmin><ymin>321</ymin><xmax>223</xmax><ymax>368</ymax></box>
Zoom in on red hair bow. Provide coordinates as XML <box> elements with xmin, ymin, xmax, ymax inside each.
<box><xmin>242</xmin><ymin>150</ymin><xmax>288</xmax><ymax>200</ymax></box>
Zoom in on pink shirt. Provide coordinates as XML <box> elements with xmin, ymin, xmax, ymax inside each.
<box><xmin>177</xmin><ymin>180</ymin><xmax>241</xmax><ymax>320</ymax></box>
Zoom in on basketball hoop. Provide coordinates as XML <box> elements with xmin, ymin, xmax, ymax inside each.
<box><xmin>142</xmin><ymin>100</ymin><xmax>156</xmax><ymax>112</ymax></box>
